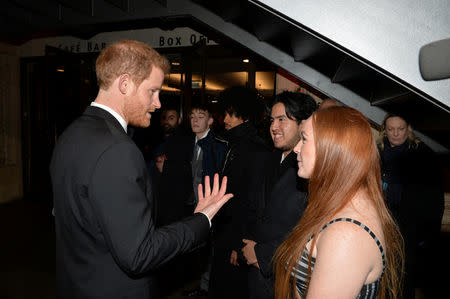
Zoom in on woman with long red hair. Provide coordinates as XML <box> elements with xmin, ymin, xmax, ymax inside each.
<box><xmin>274</xmin><ymin>106</ymin><xmax>404</xmax><ymax>298</ymax></box>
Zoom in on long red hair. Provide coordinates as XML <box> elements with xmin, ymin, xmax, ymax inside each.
<box><xmin>274</xmin><ymin>106</ymin><xmax>404</xmax><ymax>298</ymax></box>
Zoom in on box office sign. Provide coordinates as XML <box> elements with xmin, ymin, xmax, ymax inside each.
<box><xmin>19</xmin><ymin>27</ymin><xmax>217</xmax><ymax>57</ymax></box>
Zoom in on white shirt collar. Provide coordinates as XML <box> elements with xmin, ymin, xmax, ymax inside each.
<box><xmin>280</xmin><ymin>152</ymin><xmax>285</xmax><ymax>164</ymax></box>
<box><xmin>195</xmin><ymin>129</ymin><xmax>210</xmax><ymax>143</ymax></box>
<box><xmin>91</xmin><ymin>102</ymin><xmax>127</xmax><ymax>133</ymax></box>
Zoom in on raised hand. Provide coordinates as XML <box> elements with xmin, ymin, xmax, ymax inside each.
<box><xmin>194</xmin><ymin>174</ymin><xmax>233</xmax><ymax>220</ymax></box>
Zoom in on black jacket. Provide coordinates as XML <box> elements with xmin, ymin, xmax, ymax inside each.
<box><xmin>50</xmin><ymin>106</ymin><xmax>210</xmax><ymax>299</ymax></box>
<box><xmin>214</xmin><ymin>122</ymin><xmax>271</xmax><ymax>250</ymax></box>
<box><xmin>245</xmin><ymin>151</ymin><xmax>307</xmax><ymax>299</ymax></box>
<box><xmin>379</xmin><ymin>138</ymin><xmax>445</xmax><ymax>296</ymax></box>
<box><xmin>197</xmin><ymin>131</ymin><xmax>227</xmax><ymax>181</ymax></box>
<box><xmin>209</xmin><ymin>122</ymin><xmax>271</xmax><ymax>299</ymax></box>
<box><xmin>379</xmin><ymin>138</ymin><xmax>444</xmax><ymax>242</ymax></box>
<box><xmin>154</xmin><ymin>130</ymin><xmax>226</xmax><ymax>226</ymax></box>
<box><xmin>252</xmin><ymin>151</ymin><xmax>308</xmax><ymax>277</ymax></box>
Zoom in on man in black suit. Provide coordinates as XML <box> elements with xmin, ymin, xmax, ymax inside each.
<box><xmin>241</xmin><ymin>91</ymin><xmax>317</xmax><ymax>299</ymax></box>
<box><xmin>50</xmin><ymin>40</ymin><xmax>232</xmax><ymax>299</ymax></box>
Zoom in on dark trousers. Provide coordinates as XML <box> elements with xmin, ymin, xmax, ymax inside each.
<box><xmin>248</xmin><ymin>266</ymin><xmax>273</xmax><ymax>299</ymax></box>
<box><xmin>209</xmin><ymin>247</ymin><xmax>249</xmax><ymax>299</ymax></box>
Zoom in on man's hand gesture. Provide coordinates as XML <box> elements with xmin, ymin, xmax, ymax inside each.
<box><xmin>194</xmin><ymin>174</ymin><xmax>233</xmax><ymax>220</ymax></box>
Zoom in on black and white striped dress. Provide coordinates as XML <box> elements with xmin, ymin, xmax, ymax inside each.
<box><xmin>292</xmin><ymin>218</ymin><xmax>385</xmax><ymax>298</ymax></box>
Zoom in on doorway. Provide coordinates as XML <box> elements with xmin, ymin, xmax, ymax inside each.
<box><xmin>21</xmin><ymin>47</ymin><xmax>98</xmax><ymax>200</ymax></box>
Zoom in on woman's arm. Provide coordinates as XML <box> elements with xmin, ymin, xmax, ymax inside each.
<box><xmin>306</xmin><ymin>221</ymin><xmax>381</xmax><ymax>299</ymax></box>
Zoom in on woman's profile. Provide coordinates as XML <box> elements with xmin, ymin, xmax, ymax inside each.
<box><xmin>274</xmin><ymin>106</ymin><xmax>404</xmax><ymax>298</ymax></box>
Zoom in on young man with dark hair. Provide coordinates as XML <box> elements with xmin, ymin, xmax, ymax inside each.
<box><xmin>160</xmin><ymin>104</ymin><xmax>182</xmax><ymax>137</ymax></box>
<box><xmin>220</xmin><ymin>86</ymin><xmax>266</xmax><ymax>128</ymax></box>
<box><xmin>208</xmin><ymin>86</ymin><xmax>271</xmax><ymax>299</ymax></box>
<box><xmin>148</xmin><ymin>103</ymin><xmax>183</xmax><ymax>175</ymax></box>
<box><xmin>241</xmin><ymin>91</ymin><xmax>317</xmax><ymax>299</ymax></box>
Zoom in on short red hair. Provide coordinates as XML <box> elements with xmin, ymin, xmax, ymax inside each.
<box><xmin>95</xmin><ymin>40</ymin><xmax>170</xmax><ymax>90</ymax></box>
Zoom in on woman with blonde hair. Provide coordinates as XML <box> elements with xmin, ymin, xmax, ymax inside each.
<box><xmin>378</xmin><ymin>113</ymin><xmax>444</xmax><ymax>298</ymax></box>
<box><xmin>274</xmin><ymin>106</ymin><xmax>404</xmax><ymax>298</ymax></box>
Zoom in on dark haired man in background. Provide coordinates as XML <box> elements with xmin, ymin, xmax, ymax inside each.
<box><xmin>147</xmin><ymin>103</ymin><xmax>183</xmax><ymax>176</ymax></box>
<box><xmin>208</xmin><ymin>86</ymin><xmax>271</xmax><ymax>299</ymax></box>
<box><xmin>242</xmin><ymin>91</ymin><xmax>317</xmax><ymax>299</ymax></box>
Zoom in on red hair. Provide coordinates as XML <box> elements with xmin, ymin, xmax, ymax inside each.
<box><xmin>274</xmin><ymin>106</ymin><xmax>403</xmax><ymax>298</ymax></box>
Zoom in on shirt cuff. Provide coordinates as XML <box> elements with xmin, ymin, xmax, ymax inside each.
<box><xmin>199</xmin><ymin>212</ymin><xmax>212</xmax><ymax>227</ymax></box>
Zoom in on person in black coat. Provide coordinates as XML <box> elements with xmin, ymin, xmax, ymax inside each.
<box><xmin>50</xmin><ymin>40</ymin><xmax>232</xmax><ymax>299</ymax></box>
<box><xmin>208</xmin><ymin>86</ymin><xmax>271</xmax><ymax>299</ymax></box>
<box><xmin>378</xmin><ymin>113</ymin><xmax>444</xmax><ymax>299</ymax></box>
<box><xmin>241</xmin><ymin>91</ymin><xmax>317</xmax><ymax>299</ymax></box>
<box><xmin>147</xmin><ymin>103</ymin><xmax>183</xmax><ymax>176</ymax></box>
<box><xmin>182</xmin><ymin>102</ymin><xmax>228</xmax><ymax>297</ymax></box>
<box><xmin>153</xmin><ymin>102</ymin><xmax>227</xmax><ymax>227</ymax></box>
<box><xmin>153</xmin><ymin>102</ymin><xmax>227</xmax><ymax>296</ymax></box>
<box><xmin>152</xmin><ymin>126</ymin><xmax>193</xmax><ymax>227</ymax></box>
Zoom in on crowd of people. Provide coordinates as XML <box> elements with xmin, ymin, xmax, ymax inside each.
<box><xmin>50</xmin><ymin>40</ymin><xmax>445</xmax><ymax>299</ymax></box>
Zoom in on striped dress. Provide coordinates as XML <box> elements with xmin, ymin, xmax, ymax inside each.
<box><xmin>292</xmin><ymin>218</ymin><xmax>385</xmax><ymax>298</ymax></box>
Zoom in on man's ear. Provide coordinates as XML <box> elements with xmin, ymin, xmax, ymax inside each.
<box><xmin>118</xmin><ymin>74</ymin><xmax>131</xmax><ymax>94</ymax></box>
<box><xmin>177</xmin><ymin>116</ymin><xmax>182</xmax><ymax>125</ymax></box>
<box><xmin>208</xmin><ymin>117</ymin><xmax>214</xmax><ymax>127</ymax></box>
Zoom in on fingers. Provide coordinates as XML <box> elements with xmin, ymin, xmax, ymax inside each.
<box><xmin>242</xmin><ymin>239</ymin><xmax>249</xmax><ymax>244</ymax></box>
<box><xmin>211</xmin><ymin>173</ymin><xmax>220</xmax><ymax>195</ymax></box>
<box><xmin>204</xmin><ymin>176</ymin><xmax>211</xmax><ymax>197</ymax></box>
<box><xmin>198</xmin><ymin>183</ymin><xmax>204</xmax><ymax>200</ymax></box>
<box><xmin>199</xmin><ymin>175</ymin><xmax>229</xmax><ymax>202</ymax></box>
<box><xmin>230</xmin><ymin>257</ymin><xmax>239</xmax><ymax>266</ymax></box>
<box><xmin>218</xmin><ymin>176</ymin><xmax>228</xmax><ymax>196</ymax></box>
<box><xmin>229</xmin><ymin>252</ymin><xmax>235</xmax><ymax>264</ymax></box>
<box><xmin>217</xmin><ymin>194</ymin><xmax>233</xmax><ymax>207</ymax></box>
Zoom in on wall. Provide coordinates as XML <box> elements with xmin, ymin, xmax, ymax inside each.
<box><xmin>0</xmin><ymin>43</ymin><xmax>22</xmax><ymax>203</ymax></box>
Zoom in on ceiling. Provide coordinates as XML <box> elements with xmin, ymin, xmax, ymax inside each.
<box><xmin>1</xmin><ymin>0</ymin><xmax>449</xmax><ymax>151</ymax></box>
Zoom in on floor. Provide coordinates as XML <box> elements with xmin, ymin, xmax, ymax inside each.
<box><xmin>0</xmin><ymin>199</ymin><xmax>55</xmax><ymax>299</ymax></box>
<box><xmin>1</xmin><ymin>198</ymin><xmax>449</xmax><ymax>299</ymax></box>
<box><xmin>0</xmin><ymin>199</ymin><xmax>206</xmax><ymax>299</ymax></box>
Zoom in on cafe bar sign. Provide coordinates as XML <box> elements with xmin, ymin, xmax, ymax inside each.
<box><xmin>19</xmin><ymin>27</ymin><xmax>217</xmax><ymax>57</ymax></box>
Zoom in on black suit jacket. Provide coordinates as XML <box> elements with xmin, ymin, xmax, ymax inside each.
<box><xmin>50</xmin><ymin>106</ymin><xmax>210</xmax><ymax>299</ymax></box>
<box><xmin>252</xmin><ymin>151</ymin><xmax>308</xmax><ymax>277</ymax></box>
